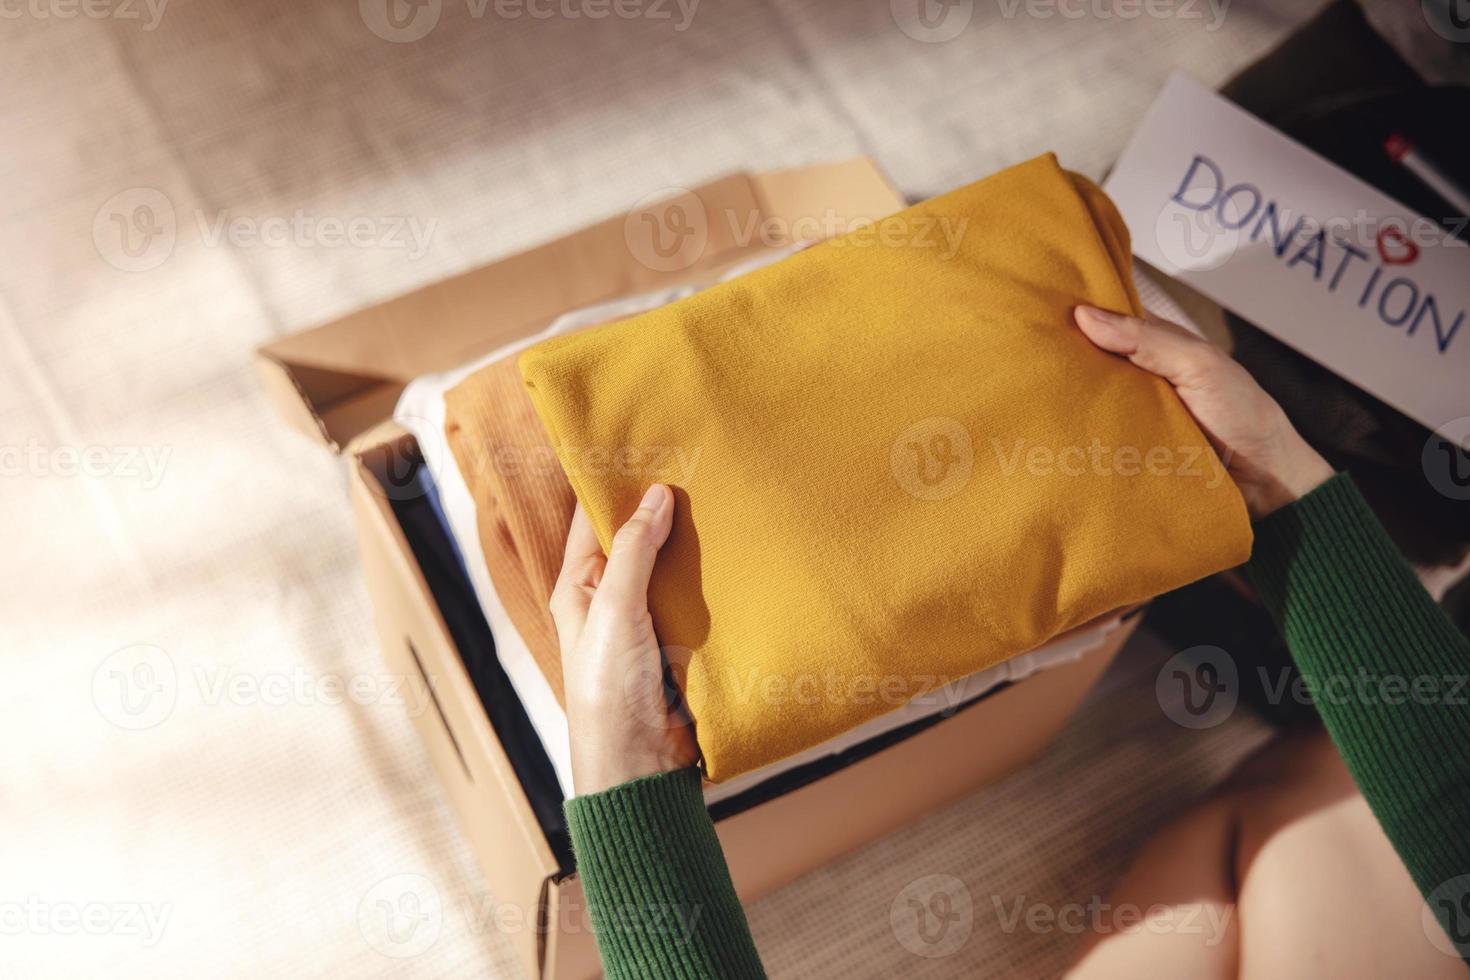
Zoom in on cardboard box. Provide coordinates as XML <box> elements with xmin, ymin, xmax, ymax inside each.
<box><xmin>257</xmin><ymin>160</ymin><xmax>1138</xmax><ymax>979</ymax></box>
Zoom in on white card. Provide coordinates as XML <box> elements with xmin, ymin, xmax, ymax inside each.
<box><xmin>1104</xmin><ymin>73</ymin><xmax>1469</xmax><ymax>442</ymax></box>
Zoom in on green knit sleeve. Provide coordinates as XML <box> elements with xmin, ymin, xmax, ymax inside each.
<box><xmin>564</xmin><ymin>767</ymin><xmax>767</xmax><ymax>979</ymax></box>
<box><xmin>1245</xmin><ymin>473</ymin><xmax>1470</xmax><ymax>960</ymax></box>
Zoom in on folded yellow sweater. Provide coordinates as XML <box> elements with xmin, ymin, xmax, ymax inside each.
<box><xmin>521</xmin><ymin>153</ymin><xmax>1252</xmax><ymax>781</ymax></box>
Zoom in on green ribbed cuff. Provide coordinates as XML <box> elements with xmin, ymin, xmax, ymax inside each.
<box><xmin>565</xmin><ymin>767</ymin><xmax>766</xmax><ymax>980</ymax></box>
<box><xmin>1247</xmin><ymin>473</ymin><xmax>1470</xmax><ymax>960</ymax></box>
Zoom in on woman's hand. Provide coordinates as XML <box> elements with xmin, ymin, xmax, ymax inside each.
<box><xmin>1074</xmin><ymin>305</ymin><xmax>1334</xmax><ymax>520</ymax></box>
<box><xmin>551</xmin><ymin>484</ymin><xmax>699</xmax><ymax>796</ymax></box>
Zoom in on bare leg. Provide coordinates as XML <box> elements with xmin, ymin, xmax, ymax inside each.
<box><xmin>1066</xmin><ymin>729</ymin><xmax>1463</xmax><ymax>979</ymax></box>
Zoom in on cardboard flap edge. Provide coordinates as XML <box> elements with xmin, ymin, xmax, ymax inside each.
<box><xmin>255</xmin><ymin>158</ymin><xmax>903</xmax><ymax>454</ymax></box>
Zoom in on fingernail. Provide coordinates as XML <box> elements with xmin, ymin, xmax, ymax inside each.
<box><xmin>1079</xmin><ymin>305</ymin><xmax>1139</xmax><ymax>341</ymax></box>
<box><xmin>1078</xmin><ymin>305</ymin><xmax>1118</xmax><ymax>322</ymax></box>
<box><xmin>639</xmin><ymin>484</ymin><xmax>667</xmax><ymax>513</ymax></box>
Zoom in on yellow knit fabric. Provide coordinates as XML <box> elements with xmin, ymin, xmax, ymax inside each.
<box><xmin>520</xmin><ymin>153</ymin><xmax>1252</xmax><ymax>781</ymax></box>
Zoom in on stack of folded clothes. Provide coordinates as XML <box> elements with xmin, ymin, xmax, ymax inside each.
<box><xmin>396</xmin><ymin>153</ymin><xmax>1249</xmax><ymax>796</ymax></box>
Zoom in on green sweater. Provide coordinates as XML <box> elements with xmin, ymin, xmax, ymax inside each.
<box><xmin>565</xmin><ymin>475</ymin><xmax>1470</xmax><ymax>976</ymax></box>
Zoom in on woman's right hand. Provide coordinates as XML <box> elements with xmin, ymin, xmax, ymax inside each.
<box><xmin>1073</xmin><ymin>305</ymin><xmax>1334</xmax><ymax>520</ymax></box>
<box><xmin>551</xmin><ymin>486</ymin><xmax>699</xmax><ymax>796</ymax></box>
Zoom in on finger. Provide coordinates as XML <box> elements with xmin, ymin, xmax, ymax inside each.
<box><xmin>1073</xmin><ymin>305</ymin><xmax>1218</xmax><ymax>388</ymax></box>
<box><xmin>550</xmin><ymin>504</ymin><xmax>604</xmax><ymax>639</ymax></box>
<box><xmin>559</xmin><ymin>503</ymin><xmax>604</xmax><ymax>580</ymax></box>
<box><xmin>590</xmin><ymin>484</ymin><xmax>674</xmax><ymax>618</ymax></box>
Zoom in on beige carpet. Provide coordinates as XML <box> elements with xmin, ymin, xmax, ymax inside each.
<box><xmin>0</xmin><ymin>0</ymin><xmax>1371</xmax><ymax>975</ymax></box>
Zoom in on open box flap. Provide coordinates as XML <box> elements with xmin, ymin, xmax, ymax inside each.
<box><xmin>256</xmin><ymin>158</ymin><xmax>903</xmax><ymax>452</ymax></box>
